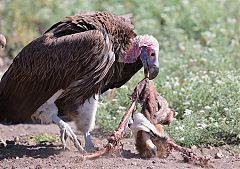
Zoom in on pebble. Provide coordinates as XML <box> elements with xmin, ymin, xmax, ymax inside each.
<box><xmin>14</xmin><ymin>137</ymin><xmax>19</xmax><ymax>142</ymax></box>
<box><xmin>130</xmin><ymin>162</ymin><xmax>137</xmax><ymax>166</ymax></box>
<box><xmin>35</xmin><ymin>165</ymin><xmax>42</xmax><ymax>169</ymax></box>
<box><xmin>206</xmin><ymin>155</ymin><xmax>212</xmax><ymax>159</ymax></box>
<box><xmin>49</xmin><ymin>155</ymin><xmax>55</xmax><ymax>159</ymax></box>
<box><xmin>206</xmin><ymin>145</ymin><xmax>213</xmax><ymax>149</ymax></box>
<box><xmin>215</xmin><ymin>151</ymin><xmax>224</xmax><ymax>159</ymax></box>
<box><xmin>191</xmin><ymin>145</ymin><xmax>197</xmax><ymax>149</ymax></box>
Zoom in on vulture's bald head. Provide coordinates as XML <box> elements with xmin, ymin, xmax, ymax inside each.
<box><xmin>120</xmin><ymin>35</ymin><xmax>160</xmax><ymax>80</ymax></box>
<box><xmin>0</xmin><ymin>34</ymin><xmax>6</xmax><ymax>48</ymax></box>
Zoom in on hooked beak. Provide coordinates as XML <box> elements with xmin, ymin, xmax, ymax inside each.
<box><xmin>140</xmin><ymin>46</ymin><xmax>159</xmax><ymax>80</ymax></box>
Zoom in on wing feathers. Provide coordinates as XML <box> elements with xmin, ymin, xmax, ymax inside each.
<box><xmin>57</xmin><ymin>33</ymin><xmax>115</xmax><ymax>105</ymax></box>
<box><xmin>0</xmin><ymin>30</ymin><xmax>111</xmax><ymax>122</ymax></box>
<box><xmin>0</xmin><ymin>11</ymin><xmax>137</xmax><ymax>122</ymax></box>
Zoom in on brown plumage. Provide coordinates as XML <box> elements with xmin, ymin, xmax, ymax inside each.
<box><xmin>0</xmin><ymin>12</ymin><xmax>136</xmax><ymax>122</ymax></box>
<box><xmin>0</xmin><ymin>12</ymin><xmax>160</xmax><ymax>152</ymax></box>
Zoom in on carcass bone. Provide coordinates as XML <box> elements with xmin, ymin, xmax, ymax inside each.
<box><xmin>78</xmin><ymin>78</ymin><xmax>210</xmax><ymax>167</ymax></box>
<box><xmin>79</xmin><ymin>100</ymin><xmax>137</xmax><ymax>160</ymax></box>
<box><xmin>78</xmin><ymin>78</ymin><xmax>145</xmax><ymax>160</ymax></box>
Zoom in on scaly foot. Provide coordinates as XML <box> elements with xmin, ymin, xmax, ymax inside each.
<box><xmin>52</xmin><ymin>114</ymin><xmax>86</xmax><ymax>153</ymax></box>
<box><xmin>84</xmin><ymin>131</ymin><xmax>96</xmax><ymax>152</ymax></box>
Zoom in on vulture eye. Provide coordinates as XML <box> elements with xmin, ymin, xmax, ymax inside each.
<box><xmin>158</xmin><ymin>103</ymin><xmax>161</xmax><ymax>111</ymax></box>
<box><xmin>151</xmin><ymin>53</ymin><xmax>155</xmax><ymax>57</ymax></box>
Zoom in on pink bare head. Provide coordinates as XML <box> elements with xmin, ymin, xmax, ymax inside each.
<box><xmin>120</xmin><ymin>34</ymin><xmax>159</xmax><ymax>80</ymax></box>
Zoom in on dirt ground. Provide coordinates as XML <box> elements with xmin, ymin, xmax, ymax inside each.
<box><xmin>0</xmin><ymin>122</ymin><xmax>240</xmax><ymax>169</ymax></box>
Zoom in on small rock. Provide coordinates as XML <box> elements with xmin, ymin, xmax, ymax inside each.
<box><xmin>15</xmin><ymin>156</ymin><xmax>19</xmax><ymax>160</ymax></box>
<box><xmin>130</xmin><ymin>162</ymin><xmax>137</xmax><ymax>166</ymax></box>
<box><xmin>205</xmin><ymin>155</ymin><xmax>212</xmax><ymax>159</ymax></box>
<box><xmin>152</xmin><ymin>160</ymin><xmax>156</xmax><ymax>164</ymax></box>
<box><xmin>215</xmin><ymin>151</ymin><xmax>224</xmax><ymax>159</ymax></box>
<box><xmin>191</xmin><ymin>145</ymin><xmax>197</xmax><ymax>149</ymax></box>
<box><xmin>35</xmin><ymin>165</ymin><xmax>42</xmax><ymax>169</ymax></box>
<box><xmin>121</xmin><ymin>158</ymin><xmax>126</xmax><ymax>161</ymax></box>
<box><xmin>206</xmin><ymin>145</ymin><xmax>213</xmax><ymax>149</ymax></box>
<box><xmin>49</xmin><ymin>155</ymin><xmax>54</xmax><ymax>159</ymax></box>
<box><xmin>14</xmin><ymin>137</ymin><xmax>19</xmax><ymax>142</ymax></box>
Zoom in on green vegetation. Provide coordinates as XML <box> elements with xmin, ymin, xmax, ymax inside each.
<box><xmin>0</xmin><ymin>0</ymin><xmax>239</xmax><ymax>147</ymax></box>
<box><xmin>28</xmin><ymin>134</ymin><xmax>59</xmax><ymax>144</ymax></box>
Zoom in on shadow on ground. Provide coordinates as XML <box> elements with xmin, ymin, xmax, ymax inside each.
<box><xmin>0</xmin><ymin>143</ymin><xmax>62</xmax><ymax>160</ymax></box>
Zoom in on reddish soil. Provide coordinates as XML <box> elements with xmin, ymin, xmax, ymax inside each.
<box><xmin>0</xmin><ymin>122</ymin><xmax>240</xmax><ymax>169</ymax></box>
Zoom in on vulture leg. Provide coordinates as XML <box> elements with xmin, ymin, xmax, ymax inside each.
<box><xmin>31</xmin><ymin>90</ymin><xmax>85</xmax><ymax>153</ymax></box>
<box><xmin>83</xmin><ymin>131</ymin><xmax>95</xmax><ymax>151</ymax></box>
<box><xmin>74</xmin><ymin>95</ymin><xmax>99</xmax><ymax>152</ymax></box>
<box><xmin>51</xmin><ymin>114</ymin><xmax>85</xmax><ymax>153</ymax></box>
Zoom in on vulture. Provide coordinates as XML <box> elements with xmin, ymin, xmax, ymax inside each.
<box><xmin>0</xmin><ymin>34</ymin><xmax>6</xmax><ymax>48</ymax></box>
<box><xmin>0</xmin><ymin>33</ymin><xmax>6</xmax><ymax>65</ymax></box>
<box><xmin>0</xmin><ymin>11</ymin><xmax>160</xmax><ymax>152</ymax></box>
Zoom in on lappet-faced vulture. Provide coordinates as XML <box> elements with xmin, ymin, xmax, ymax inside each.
<box><xmin>0</xmin><ymin>11</ymin><xmax>159</xmax><ymax>152</ymax></box>
<box><xmin>0</xmin><ymin>33</ymin><xmax>6</xmax><ymax>48</ymax></box>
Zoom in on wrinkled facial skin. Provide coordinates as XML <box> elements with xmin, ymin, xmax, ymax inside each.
<box><xmin>140</xmin><ymin>46</ymin><xmax>159</xmax><ymax>80</ymax></box>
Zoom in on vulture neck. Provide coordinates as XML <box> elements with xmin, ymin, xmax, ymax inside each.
<box><xmin>120</xmin><ymin>37</ymin><xmax>141</xmax><ymax>64</ymax></box>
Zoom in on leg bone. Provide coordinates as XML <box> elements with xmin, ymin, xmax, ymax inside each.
<box><xmin>74</xmin><ymin>95</ymin><xmax>99</xmax><ymax>152</ymax></box>
<box><xmin>32</xmin><ymin>90</ymin><xmax>85</xmax><ymax>153</ymax></box>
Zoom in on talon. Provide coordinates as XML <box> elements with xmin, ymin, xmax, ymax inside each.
<box><xmin>52</xmin><ymin>114</ymin><xmax>85</xmax><ymax>153</ymax></box>
<box><xmin>60</xmin><ymin>129</ymin><xmax>68</xmax><ymax>150</ymax></box>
